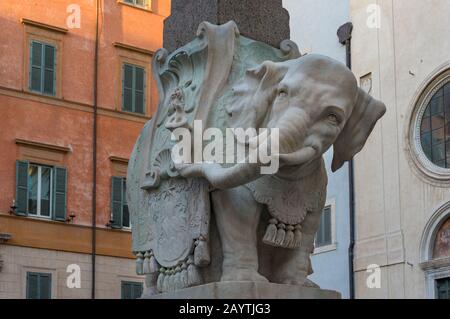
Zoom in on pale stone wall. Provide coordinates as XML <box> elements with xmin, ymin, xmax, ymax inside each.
<box><xmin>0</xmin><ymin>245</ymin><xmax>143</xmax><ymax>299</ymax></box>
<box><xmin>350</xmin><ymin>0</ymin><xmax>450</xmax><ymax>298</ymax></box>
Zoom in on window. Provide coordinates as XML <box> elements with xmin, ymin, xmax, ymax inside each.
<box><xmin>26</xmin><ymin>272</ymin><xmax>51</xmax><ymax>299</ymax></box>
<box><xmin>15</xmin><ymin>160</ymin><xmax>67</xmax><ymax>221</ymax></box>
<box><xmin>315</xmin><ymin>205</ymin><xmax>332</xmax><ymax>248</ymax></box>
<box><xmin>419</xmin><ymin>81</ymin><xmax>450</xmax><ymax>168</ymax></box>
<box><xmin>111</xmin><ymin>176</ymin><xmax>130</xmax><ymax>229</ymax></box>
<box><xmin>437</xmin><ymin>277</ymin><xmax>450</xmax><ymax>299</ymax></box>
<box><xmin>121</xmin><ymin>281</ymin><xmax>143</xmax><ymax>299</ymax></box>
<box><xmin>29</xmin><ymin>40</ymin><xmax>56</xmax><ymax>96</ymax></box>
<box><xmin>122</xmin><ymin>63</ymin><xmax>146</xmax><ymax>114</ymax></box>
<box><xmin>124</xmin><ymin>0</ymin><xmax>148</xmax><ymax>8</ymax></box>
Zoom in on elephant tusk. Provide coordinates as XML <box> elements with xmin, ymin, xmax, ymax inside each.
<box><xmin>278</xmin><ymin>146</ymin><xmax>316</xmax><ymax>166</ymax></box>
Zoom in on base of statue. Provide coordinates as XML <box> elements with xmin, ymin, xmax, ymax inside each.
<box><xmin>145</xmin><ymin>281</ymin><xmax>341</xmax><ymax>299</ymax></box>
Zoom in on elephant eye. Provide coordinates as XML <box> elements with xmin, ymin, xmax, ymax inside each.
<box><xmin>327</xmin><ymin>113</ymin><xmax>340</xmax><ymax>125</ymax></box>
<box><xmin>278</xmin><ymin>89</ymin><xmax>288</xmax><ymax>98</ymax></box>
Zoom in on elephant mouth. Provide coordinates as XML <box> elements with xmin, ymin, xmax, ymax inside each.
<box><xmin>278</xmin><ymin>145</ymin><xmax>318</xmax><ymax>166</ymax></box>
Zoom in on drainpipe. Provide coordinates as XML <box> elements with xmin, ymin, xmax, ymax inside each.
<box><xmin>91</xmin><ymin>0</ymin><xmax>100</xmax><ymax>299</ymax></box>
<box><xmin>337</xmin><ymin>21</ymin><xmax>354</xmax><ymax>299</ymax></box>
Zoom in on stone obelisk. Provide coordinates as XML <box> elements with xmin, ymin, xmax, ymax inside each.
<box><xmin>163</xmin><ymin>0</ymin><xmax>290</xmax><ymax>52</ymax></box>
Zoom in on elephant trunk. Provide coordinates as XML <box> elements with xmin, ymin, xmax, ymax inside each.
<box><xmin>178</xmin><ymin>162</ymin><xmax>261</xmax><ymax>190</ymax></box>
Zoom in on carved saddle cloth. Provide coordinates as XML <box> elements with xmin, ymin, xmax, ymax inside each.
<box><xmin>246</xmin><ymin>162</ymin><xmax>327</xmax><ymax>249</ymax></box>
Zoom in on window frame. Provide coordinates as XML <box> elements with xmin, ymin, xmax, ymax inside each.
<box><xmin>26</xmin><ymin>271</ymin><xmax>52</xmax><ymax>299</ymax></box>
<box><xmin>29</xmin><ymin>40</ymin><xmax>56</xmax><ymax>96</ymax></box>
<box><xmin>409</xmin><ymin>69</ymin><xmax>450</xmax><ymax>182</ymax></box>
<box><xmin>28</xmin><ymin>163</ymin><xmax>53</xmax><ymax>219</ymax></box>
<box><xmin>436</xmin><ymin>277</ymin><xmax>450</xmax><ymax>299</ymax></box>
<box><xmin>23</xmin><ymin>21</ymin><xmax>64</xmax><ymax>99</ymax></box>
<box><xmin>121</xmin><ymin>280</ymin><xmax>143</xmax><ymax>299</ymax></box>
<box><xmin>313</xmin><ymin>198</ymin><xmax>337</xmax><ymax>255</ymax></box>
<box><xmin>15</xmin><ymin>160</ymin><xmax>67</xmax><ymax>221</ymax></box>
<box><xmin>122</xmin><ymin>62</ymin><xmax>146</xmax><ymax>115</ymax></box>
<box><xmin>115</xmin><ymin>44</ymin><xmax>153</xmax><ymax>117</ymax></box>
<box><xmin>122</xmin><ymin>0</ymin><xmax>150</xmax><ymax>10</ymax></box>
<box><xmin>111</xmin><ymin>176</ymin><xmax>131</xmax><ymax>230</ymax></box>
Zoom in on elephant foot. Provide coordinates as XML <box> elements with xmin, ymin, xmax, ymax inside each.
<box><xmin>275</xmin><ymin>270</ymin><xmax>309</xmax><ymax>286</ymax></box>
<box><xmin>221</xmin><ymin>268</ymin><xmax>269</xmax><ymax>283</ymax></box>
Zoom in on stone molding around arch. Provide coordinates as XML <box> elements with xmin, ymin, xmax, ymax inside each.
<box><xmin>419</xmin><ymin>201</ymin><xmax>450</xmax><ymax>298</ymax></box>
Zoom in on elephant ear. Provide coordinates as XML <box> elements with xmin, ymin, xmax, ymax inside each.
<box><xmin>227</xmin><ymin>61</ymin><xmax>288</xmax><ymax>130</ymax></box>
<box><xmin>331</xmin><ymin>88</ymin><xmax>386</xmax><ymax>172</ymax></box>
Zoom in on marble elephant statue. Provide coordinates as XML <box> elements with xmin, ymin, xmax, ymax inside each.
<box><xmin>127</xmin><ymin>21</ymin><xmax>386</xmax><ymax>296</ymax></box>
<box><xmin>178</xmin><ymin>54</ymin><xmax>386</xmax><ymax>286</ymax></box>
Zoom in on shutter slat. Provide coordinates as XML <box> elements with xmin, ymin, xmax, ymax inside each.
<box><xmin>323</xmin><ymin>206</ymin><xmax>331</xmax><ymax>246</ymax></box>
<box><xmin>26</xmin><ymin>272</ymin><xmax>39</xmax><ymax>299</ymax></box>
<box><xmin>111</xmin><ymin>177</ymin><xmax>123</xmax><ymax>228</ymax></box>
<box><xmin>40</xmin><ymin>274</ymin><xmax>52</xmax><ymax>299</ymax></box>
<box><xmin>30</xmin><ymin>41</ymin><xmax>42</xmax><ymax>91</ymax></box>
<box><xmin>53</xmin><ymin>167</ymin><xmax>67</xmax><ymax>221</ymax></box>
<box><xmin>133</xmin><ymin>282</ymin><xmax>143</xmax><ymax>299</ymax></box>
<box><xmin>44</xmin><ymin>45</ymin><xmax>55</xmax><ymax>95</ymax></box>
<box><xmin>15</xmin><ymin>160</ymin><xmax>29</xmax><ymax>216</ymax></box>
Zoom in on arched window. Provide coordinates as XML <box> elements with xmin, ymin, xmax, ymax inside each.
<box><xmin>410</xmin><ymin>69</ymin><xmax>450</xmax><ymax>181</ymax></box>
<box><xmin>419</xmin><ymin>81</ymin><xmax>450</xmax><ymax>168</ymax></box>
<box><xmin>420</xmin><ymin>202</ymin><xmax>450</xmax><ymax>299</ymax></box>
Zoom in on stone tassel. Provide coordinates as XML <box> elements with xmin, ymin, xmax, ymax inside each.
<box><xmin>187</xmin><ymin>256</ymin><xmax>202</xmax><ymax>287</ymax></box>
<box><xmin>135</xmin><ymin>252</ymin><xmax>144</xmax><ymax>275</ymax></box>
<box><xmin>292</xmin><ymin>224</ymin><xmax>303</xmax><ymax>248</ymax></box>
<box><xmin>162</xmin><ymin>270</ymin><xmax>170</xmax><ymax>292</ymax></box>
<box><xmin>149</xmin><ymin>253</ymin><xmax>159</xmax><ymax>274</ymax></box>
<box><xmin>263</xmin><ymin>218</ymin><xmax>278</xmax><ymax>245</ymax></box>
<box><xmin>174</xmin><ymin>266</ymin><xmax>182</xmax><ymax>290</ymax></box>
<box><xmin>275</xmin><ymin>223</ymin><xmax>286</xmax><ymax>246</ymax></box>
<box><xmin>143</xmin><ymin>251</ymin><xmax>151</xmax><ymax>274</ymax></box>
<box><xmin>194</xmin><ymin>237</ymin><xmax>210</xmax><ymax>267</ymax></box>
<box><xmin>284</xmin><ymin>225</ymin><xmax>295</xmax><ymax>248</ymax></box>
<box><xmin>156</xmin><ymin>268</ymin><xmax>165</xmax><ymax>292</ymax></box>
<box><xmin>181</xmin><ymin>263</ymin><xmax>188</xmax><ymax>288</ymax></box>
<box><xmin>168</xmin><ymin>269</ymin><xmax>175</xmax><ymax>292</ymax></box>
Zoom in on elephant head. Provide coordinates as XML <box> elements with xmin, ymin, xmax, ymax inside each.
<box><xmin>179</xmin><ymin>54</ymin><xmax>386</xmax><ymax>189</ymax></box>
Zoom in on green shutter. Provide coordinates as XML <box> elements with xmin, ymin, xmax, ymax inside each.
<box><xmin>133</xmin><ymin>282</ymin><xmax>143</xmax><ymax>299</ymax></box>
<box><xmin>111</xmin><ymin>176</ymin><xmax>123</xmax><ymax>228</ymax></box>
<box><xmin>15</xmin><ymin>160</ymin><xmax>29</xmax><ymax>216</ymax></box>
<box><xmin>121</xmin><ymin>282</ymin><xmax>131</xmax><ymax>299</ymax></box>
<box><xmin>43</xmin><ymin>45</ymin><xmax>55</xmax><ymax>95</ymax></box>
<box><xmin>135</xmin><ymin>67</ymin><xmax>145</xmax><ymax>114</ymax></box>
<box><xmin>122</xmin><ymin>64</ymin><xmax>133</xmax><ymax>112</ymax></box>
<box><xmin>26</xmin><ymin>272</ymin><xmax>39</xmax><ymax>299</ymax></box>
<box><xmin>121</xmin><ymin>281</ymin><xmax>142</xmax><ymax>299</ymax></box>
<box><xmin>30</xmin><ymin>41</ymin><xmax>42</xmax><ymax>92</ymax></box>
<box><xmin>39</xmin><ymin>273</ymin><xmax>52</xmax><ymax>299</ymax></box>
<box><xmin>52</xmin><ymin>167</ymin><xmax>67</xmax><ymax>221</ymax></box>
<box><xmin>323</xmin><ymin>206</ymin><xmax>331</xmax><ymax>245</ymax></box>
<box><xmin>27</xmin><ymin>272</ymin><xmax>52</xmax><ymax>299</ymax></box>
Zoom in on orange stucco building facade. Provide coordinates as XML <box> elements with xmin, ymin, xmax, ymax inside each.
<box><xmin>0</xmin><ymin>0</ymin><xmax>170</xmax><ymax>298</ymax></box>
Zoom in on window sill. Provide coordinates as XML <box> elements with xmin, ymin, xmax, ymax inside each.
<box><xmin>313</xmin><ymin>243</ymin><xmax>337</xmax><ymax>255</ymax></box>
<box><xmin>117</xmin><ymin>1</ymin><xmax>152</xmax><ymax>13</ymax></box>
<box><xmin>118</xmin><ymin>109</ymin><xmax>147</xmax><ymax>118</ymax></box>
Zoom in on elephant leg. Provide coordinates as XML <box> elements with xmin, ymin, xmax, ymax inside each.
<box><xmin>211</xmin><ymin>186</ymin><xmax>268</xmax><ymax>282</ymax></box>
<box><xmin>270</xmin><ymin>210</ymin><xmax>321</xmax><ymax>286</ymax></box>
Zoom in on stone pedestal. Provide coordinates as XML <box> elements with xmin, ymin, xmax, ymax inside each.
<box><xmin>145</xmin><ymin>282</ymin><xmax>341</xmax><ymax>299</ymax></box>
<box><xmin>163</xmin><ymin>0</ymin><xmax>290</xmax><ymax>52</ymax></box>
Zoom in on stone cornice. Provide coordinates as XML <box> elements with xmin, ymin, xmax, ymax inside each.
<box><xmin>114</xmin><ymin>42</ymin><xmax>155</xmax><ymax>56</ymax></box>
<box><xmin>109</xmin><ymin>156</ymin><xmax>129</xmax><ymax>164</ymax></box>
<box><xmin>22</xmin><ymin>18</ymin><xmax>68</xmax><ymax>34</ymax></box>
<box><xmin>16</xmin><ymin>138</ymin><xmax>71</xmax><ymax>153</ymax></box>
